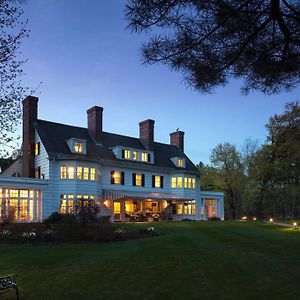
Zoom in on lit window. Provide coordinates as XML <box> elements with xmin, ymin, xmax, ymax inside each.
<box><xmin>83</xmin><ymin>167</ymin><xmax>89</xmax><ymax>180</ymax></box>
<box><xmin>90</xmin><ymin>168</ymin><xmax>96</xmax><ymax>180</ymax></box>
<box><xmin>178</xmin><ymin>158</ymin><xmax>183</xmax><ymax>167</ymax></box>
<box><xmin>135</xmin><ymin>174</ymin><xmax>143</xmax><ymax>186</ymax></box>
<box><xmin>184</xmin><ymin>178</ymin><xmax>188</xmax><ymax>188</ymax></box>
<box><xmin>74</xmin><ymin>142</ymin><xmax>83</xmax><ymax>153</ymax></box>
<box><xmin>20</xmin><ymin>190</ymin><xmax>28</xmax><ymax>198</ymax></box>
<box><xmin>171</xmin><ymin>177</ymin><xmax>177</xmax><ymax>188</ymax></box>
<box><xmin>133</xmin><ymin>151</ymin><xmax>138</xmax><ymax>160</ymax></box>
<box><xmin>77</xmin><ymin>167</ymin><xmax>83</xmax><ymax>180</ymax></box>
<box><xmin>177</xmin><ymin>204</ymin><xmax>182</xmax><ymax>215</ymax></box>
<box><xmin>154</xmin><ymin>176</ymin><xmax>162</xmax><ymax>188</ymax></box>
<box><xmin>19</xmin><ymin>200</ymin><xmax>28</xmax><ymax>221</ymax></box>
<box><xmin>60</xmin><ymin>195</ymin><xmax>67</xmax><ymax>214</ymax></box>
<box><xmin>141</xmin><ymin>152</ymin><xmax>149</xmax><ymax>162</ymax></box>
<box><xmin>68</xmin><ymin>166</ymin><xmax>75</xmax><ymax>179</ymax></box>
<box><xmin>111</xmin><ymin>171</ymin><xmax>121</xmax><ymax>184</ymax></box>
<box><xmin>192</xmin><ymin>178</ymin><xmax>196</xmax><ymax>189</ymax></box>
<box><xmin>60</xmin><ymin>166</ymin><xmax>67</xmax><ymax>179</ymax></box>
<box><xmin>124</xmin><ymin>150</ymin><xmax>130</xmax><ymax>159</ymax></box>
<box><xmin>68</xmin><ymin>195</ymin><xmax>74</xmax><ymax>214</ymax></box>
<box><xmin>171</xmin><ymin>177</ymin><xmax>183</xmax><ymax>188</ymax></box>
<box><xmin>35</xmin><ymin>143</ymin><xmax>40</xmax><ymax>156</ymax></box>
<box><xmin>184</xmin><ymin>177</ymin><xmax>196</xmax><ymax>189</ymax></box>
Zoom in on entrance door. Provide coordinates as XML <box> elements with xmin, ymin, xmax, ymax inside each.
<box><xmin>114</xmin><ymin>201</ymin><xmax>121</xmax><ymax>221</ymax></box>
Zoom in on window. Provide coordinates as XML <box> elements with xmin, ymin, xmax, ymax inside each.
<box><xmin>122</xmin><ymin>149</ymin><xmax>130</xmax><ymax>159</ymax></box>
<box><xmin>35</xmin><ymin>143</ymin><xmax>40</xmax><ymax>156</ymax></box>
<box><xmin>77</xmin><ymin>166</ymin><xmax>83</xmax><ymax>180</ymax></box>
<box><xmin>178</xmin><ymin>200</ymin><xmax>195</xmax><ymax>215</ymax></box>
<box><xmin>152</xmin><ymin>175</ymin><xmax>163</xmax><ymax>188</ymax></box>
<box><xmin>178</xmin><ymin>158</ymin><xmax>183</xmax><ymax>167</ymax></box>
<box><xmin>184</xmin><ymin>177</ymin><xmax>196</xmax><ymax>189</ymax></box>
<box><xmin>133</xmin><ymin>173</ymin><xmax>144</xmax><ymax>186</ymax></box>
<box><xmin>133</xmin><ymin>151</ymin><xmax>138</xmax><ymax>160</ymax></box>
<box><xmin>68</xmin><ymin>166</ymin><xmax>75</xmax><ymax>179</ymax></box>
<box><xmin>83</xmin><ymin>167</ymin><xmax>89</xmax><ymax>180</ymax></box>
<box><xmin>171</xmin><ymin>177</ymin><xmax>177</xmax><ymax>188</ymax></box>
<box><xmin>141</xmin><ymin>152</ymin><xmax>149</xmax><ymax>162</ymax></box>
<box><xmin>67</xmin><ymin>195</ymin><xmax>74</xmax><ymax>214</ymax></box>
<box><xmin>60</xmin><ymin>166</ymin><xmax>67</xmax><ymax>179</ymax></box>
<box><xmin>90</xmin><ymin>168</ymin><xmax>96</xmax><ymax>181</ymax></box>
<box><xmin>111</xmin><ymin>171</ymin><xmax>124</xmax><ymax>185</ymax></box>
<box><xmin>74</xmin><ymin>142</ymin><xmax>83</xmax><ymax>153</ymax></box>
<box><xmin>171</xmin><ymin>177</ymin><xmax>183</xmax><ymax>188</ymax></box>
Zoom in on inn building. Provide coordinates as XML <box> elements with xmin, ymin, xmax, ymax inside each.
<box><xmin>0</xmin><ymin>96</ymin><xmax>224</xmax><ymax>222</ymax></box>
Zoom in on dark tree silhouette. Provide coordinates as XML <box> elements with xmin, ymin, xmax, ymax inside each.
<box><xmin>0</xmin><ymin>0</ymin><xmax>28</xmax><ymax>158</ymax></box>
<box><xmin>126</xmin><ymin>0</ymin><xmax>300</xmax><ymax>94</ymax></box>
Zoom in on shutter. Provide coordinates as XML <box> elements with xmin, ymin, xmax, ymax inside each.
<box><xmin>111</xmin><ymin>171</ymin><xmax>115</xmax><ymax>184</ymax></box>
<box><xmin>132</xmin><ymin>173</ymin><xmax>136</xmax><ymax>186</ymax></box>
<box><xmin>152</xmin><ymin>175</ymin><xmax>155</xmax><ymax>188</ymax></box>
<box><xmin>122</xmin><ymin>149</ymin><xmax>125</xmax><ymax>158</ymax></box>
<box><xmin>31</xmin><ymin>143</ymin><xmax>35</xmax><ymax>156</ymax></box>
<box><xmin>161</xmin><ymin>176</ymin><xmax>164</xmax><ymax>188</ymax></box>
<box><xmin>37</xmin><ymin>142</ymin><xmax>40</xmax><ymax>155</ymax></box>
<box><xmin>121</xmin><ymin>172</ymin><xmax>125</xmax><ymax>185</ymax></box>
<box><xmin>142</xmin><ymin>174</ymin><xmax>145</xmax><ymax>187</ymax></box>
<box><xmin>147</xmin><ymin>153</ymin><xmax>151</xmax><ymax>162</ymax></box>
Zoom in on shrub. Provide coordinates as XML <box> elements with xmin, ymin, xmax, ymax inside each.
<box><xmin>43</xmin><ymin>212</ymin><xmax>77</xmax><ymax>225</ymax></box>
<box><xmin>76</xmin><ymin>201</ymin><xmax>101</xmax><ymax>224</ymax></box>
<box><xmin>208</xmin><ymin>217</ymin><xmax>221</xmax><ymax>221</ymax></box>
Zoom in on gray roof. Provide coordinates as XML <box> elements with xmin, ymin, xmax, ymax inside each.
<box><xmin>35</xmin><ymin>119</ymin><xmax>199</xmax><ymax>175</ymax></box>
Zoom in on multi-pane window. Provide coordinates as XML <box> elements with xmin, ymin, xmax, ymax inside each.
<box><xmin>83</xmin><ymin>167</ymin><xmax>89</xmax><ymax>180</ymax></box>
<box><xmin>74</xmin><ymin>142</ymin><xmax>83</xmax><ymax>153</ymax></box>
<box><xmin>133</xmin><ymin>173</ymin><xmax>144</xmax><ymax>186</ymax></box>
<box><xmin>184</xmin><ymin>177</ymin><xmax>196</xmax><ymax>189</ymax></box>
<box><xmin>133</xmin><ymin>151</ymin><xmax>138</xmax><ymax>160</ymax></box>
<box><xmin>124</xmin><ymin>150</ymin><xmax>130</xmax><ymax>159</ymax></box>
<box><xmin>111</xmin><ymin>171</ymin><xmax>124</xmax><ymax>185</ymax></box>
<box><xmin>35</xmin><ymin>143</ymin><xmax>40</xmax><ymax>156</ymax></box>
<box><xmin>60</xmin><ymin>166</ymin><xmax>67</xmax><ymax>179</ymax></box>
<box><xmin>68</xmin><ymin>166</ymin><xmax>75</xmax><ymax>179</ymax></box>
<box><xmin>152</xmin><ymin>175</ymin><xmax>163</xmax><ymax>188</ymax></box>
<box><xmin>177</xmin><ymin>200</ymin><xmax>195</xmax><ymax>215</ymax></box>
<box><xmin>171</xmin><ymin>177</ymin><xmax>183</xmax><ymax>188</ymax></box>
<box><xmin>35</xmin><ymin>167</ymin><xmax>41</xmax><ymax>179</ymax></box>
<box><xmin>141</xmin><ymin>152</ymin><xmax>149</xmax><ymax>162</ymax></box>
<box><xmin>77</xmin><ymin>167</ymin><xmax>83</xmax><ymax>180</ymax></box>
<box><xmin>178</xmin><ymin>158</ymin><xmax>183</xmax><ymax>167</ymax></box>
<box><xmin>90</xmin><ymin>168</ymin><xmax>95</xmax><ymax>181</ymax></box>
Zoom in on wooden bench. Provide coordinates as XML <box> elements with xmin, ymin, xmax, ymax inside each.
<box><xmin>0</xmin><ymin>274</ymin><xmax>19</xmax><ymax>299</ymax></box>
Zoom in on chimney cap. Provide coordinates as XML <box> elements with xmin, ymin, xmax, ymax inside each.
<box><xmin>139</xmin><ymin>119</ymin><xmax>155</xmax><ymax>126</ymax></box>
<box><xmin>22</xmin><ymin>95</ymin><xmax>39</xmax><ymax>104</ymax></box>
<box><xmin>87</xmin><ymin>106</ymin><xmax>103</xmax><ymax>114</ymax></box>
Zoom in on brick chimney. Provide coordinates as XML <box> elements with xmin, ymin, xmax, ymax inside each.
<box><xmin>139</xmin><ymin>119</ymin><xmax>155</xmax><ymax>150</ymax></box>
<box><xmin>170</xmin><ymin>130</ymin><xmax>184</xmax><ymax>152</ymax></box>
<box><xmin>22</xmin><ymin>96</ymin><xmax>38</xmax><ymax>178</ymax></box>
<box><xmin>87</xmin><ymin>106</ymin><xmax>103</xmax><ymax>142</ymax></box>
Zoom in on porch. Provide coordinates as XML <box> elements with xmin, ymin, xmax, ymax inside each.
<box><xmin>102</xmin><ymin>190</ymin><xmax>196</xmax><ymax>222</ymax></box>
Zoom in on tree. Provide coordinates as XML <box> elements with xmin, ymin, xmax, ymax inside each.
<box><xmin>126</xmin><ymin>0</ymin><xmax>300</xmax><ymax>94</ymax></box>
<box><xmin>210</xmin><ymin>143</ymin><xmax>246</xmax><ymax>219</ymax></box>
<box><xmin>0</xmin><ymin>0</ymin><xmax>28</xmax><ymax>158</ymax></box>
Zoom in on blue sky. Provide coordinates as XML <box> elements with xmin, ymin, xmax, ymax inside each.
<box><xmin>19</xmin><ymin>0</ymin><xmax>300</xmax><ymax>164</ymax></box>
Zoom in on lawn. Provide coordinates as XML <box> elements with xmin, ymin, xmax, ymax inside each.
<box><xmin>1</xmin><ymin>221</ymin><xmax>299</xmax><ymax>300</ymax></box>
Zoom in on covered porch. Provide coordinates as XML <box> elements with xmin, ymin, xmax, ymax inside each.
<box><xmin>102</xmin><ymin>190</ymin><xmax>196</xmax><ymax>222</ymax></box>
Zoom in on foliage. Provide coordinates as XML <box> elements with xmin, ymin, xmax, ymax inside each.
<box><xmin>0</xmin><ymin>0</ymin><xmax>28</xmax><ymax>158</ymax></box>
<box><xmin>126</xmin><ymin>0</ymin><xmax>300</xmax><ymax>94</ymax></box>
<box><xmin>199</xmin><ymin>101</ymin><xmax>300</xmax><ymax>220</ymax></box>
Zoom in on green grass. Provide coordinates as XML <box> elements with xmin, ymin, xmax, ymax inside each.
<box><xmin>1</xmin><ymin>221</ymin><xmax>300</xmax><ymax>300</ymax></box>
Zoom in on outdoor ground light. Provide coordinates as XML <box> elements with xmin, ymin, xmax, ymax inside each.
<box><xmin>269</xmin><ymin>218</ymin><xmax>274</xmax><ymax>223</ymax></box>
<box><xmin>242</xmin><ymin>216</ymin><xmax>247</xmax><ymax>220</ymax></box>
<box><xmin>293</xmin><ymin>222</ymin><xmax>298</xmax><ymax>229</ymax></box>
<box><xmin>253</xmin><ymin>217</ymin><xmax>257</xmax><ymax>221</ymax></box>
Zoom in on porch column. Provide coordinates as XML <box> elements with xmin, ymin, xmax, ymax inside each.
<box><xmin>120</xmin><ymin>200</ymin><xmax>126</xmax><ymax>221</ymax></box>
<box><xmin>141</xmin><ymin>200</ymin><xmax>146</xmax><ymax>215</ymax></box>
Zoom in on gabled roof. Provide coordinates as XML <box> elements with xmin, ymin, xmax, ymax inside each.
<box><xmin>35</xmin><ymin>119</ymin><xmax>199</xmax><ymax>174</ymax></box>
<box><xmin>0</xmin><ymin>158</ymin><xmax>17</xmax><ymax>174</ymax></box>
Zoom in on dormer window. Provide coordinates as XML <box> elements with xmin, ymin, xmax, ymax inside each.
<box><xmin>141</xmin><ymin>152</ymin><xmax>149</xmax><ymax>162</ymax></box>
<box><xmin>74</xmin><ymin>142</ymin><xmax>83</xmax><ymax>153</ymax></box>
<box><xmin>133</xmin><ymin>151</ymin><xmax>138</xmax><ymax>160</ymax></box>
<box><xmin>67</xmin><ymin>138</ymin><xmax>87</xmax><ymax>154</ymax></box>
<box><xmin>122</xmin><ymin>149</ymin><xmax>131</xmax><ymax>159</ymax></box>
<box><xmin>178</xmin><ymin>158</ymin><xmax>183</xmax><ymax>167</ymax></box>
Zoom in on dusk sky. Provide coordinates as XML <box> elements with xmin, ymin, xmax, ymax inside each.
<box><xmin>20</xmin><ymin>0</ymin><xmax>300</xmax><ymax>164</ymax></box>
